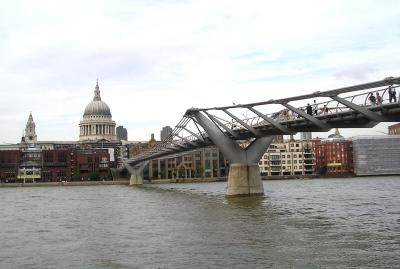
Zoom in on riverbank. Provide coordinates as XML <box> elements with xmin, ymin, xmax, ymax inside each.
<box><xmin>0</xmin><ymin>174</ymin><xmax>377</xmax><ymax>187</ymax></box>
<box><xmin>0</xmin><ymin>180</ymin><xmax>130</xmax><ymax>188</ymax></box>
<box><xmin>150</xmin><ymin>177</ymin><xmax>227</xmax><ymax>184</ymax></box>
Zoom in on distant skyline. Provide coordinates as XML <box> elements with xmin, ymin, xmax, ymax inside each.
<box><xmin>1</xmin><ymin>0</ymin><xmax>400</xmax><ymax>143</ymax></box>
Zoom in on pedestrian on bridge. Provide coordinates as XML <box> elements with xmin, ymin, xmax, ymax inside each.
<box><xmin>312</xmin><ymin>100</ymin><xmax>318</xmax><ymax>115</ymax></box>
<box><xmin>321</xmin><ymin>104</ymin><xmax>329</xmax><ymax>114</ymax></box>
<box><xmin>368</xmin><ymin>93</ymin><xmax>376</xmax><ymax>105</ymax></box>
<box><xmin>306</xmin><ymin>104</ymin><xmax>313</xmax><ymax>115</ymax></box>
<box><xmin>389</xmin><ymin>86</ymin><xmax>397</xmax><ymax>103</ymax></box>
<box><xmin>376</xmin><ymin>92</ymin><xmax>382</xmax><ymax>105</ymax></box>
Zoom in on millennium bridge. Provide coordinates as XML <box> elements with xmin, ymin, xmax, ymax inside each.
<box><xmin>124</xmin><ymin>76</ymin><xmax>400</xmax><ymax>196</ymax></box>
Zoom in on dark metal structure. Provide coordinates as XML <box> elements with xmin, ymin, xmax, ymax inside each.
<box><xmin>126</xmin><ymin>76</ymin><xmax>400</xmax><ymax>166</ymax></box>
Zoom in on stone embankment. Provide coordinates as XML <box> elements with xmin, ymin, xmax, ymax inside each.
<box><xmin>0</xmin><ymin>175</ymin><xmax>334</xmax><ymax>188</ymax></box>
<box><xmin>0</xmin><ymin>180</ymin><xmax>130</xmax><ymax>188</ymax></box>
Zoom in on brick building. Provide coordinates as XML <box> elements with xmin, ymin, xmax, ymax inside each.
<box><xmin>0</xmin><ymin>144</ymin><xmax>115</xmax><ymax>182</ymax></box>
<box><xmin>0</xmin><ymin>150</ymin><xmax>20</xmax><ymax>183</ymax></box>
<box><xmin>314</xmin><ymin>130</ymin><xmax>353</xmax><ymax>175</ymax></box>
<box><xmin>72</xmin><ymin>149</ymin><xmax>111</xmax><ymax>180</ymax></box>
<box><xmin>41</xmin><ymin>148</ymin><xmax>71</xmax><ymax>182</ymax></box>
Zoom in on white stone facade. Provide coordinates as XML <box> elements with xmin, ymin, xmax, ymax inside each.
<box><xmin>24</xmin><ymin>113</ymin><xmax>37</xmax><ymax>144</ymax></box>
<box><xmin>79</xmin><ymin>81</ymin><xmax>116</xmax><ymax>142</ymax></box>
<box><xmin>258</xmin><ymin>140</ymin><xmax>315</xmax><ymax>176</ymax></box>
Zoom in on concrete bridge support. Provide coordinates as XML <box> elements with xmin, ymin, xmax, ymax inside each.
<box><xmin>130</xmin><ymin>173</ymin><xmax>143</xmax><ymax>185</ymax></box>
<box><xmin>123</xmin><ymin>160</ymin><xmax>148</xmax><ymax>186</ymax></box>
<box><xmin>192</xmin><ymin>111</ymin><xmax>274</xmax><ymax>196</ymax></box>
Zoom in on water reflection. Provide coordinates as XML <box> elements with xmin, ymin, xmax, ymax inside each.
<box><xmin>225</xmin><ymin>195</ymin><xmax>265</xmax><ymax>208</ymax></box>
<box><xmin>0</xmin><ymin>177</ymin><xmax>399</xmax><ymax>268</ymax></box>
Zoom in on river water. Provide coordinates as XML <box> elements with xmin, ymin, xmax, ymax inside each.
<box><xmin>0</xmin><ymin>176</ymin><xmax>399</xmax><ymax>269</ymax></box>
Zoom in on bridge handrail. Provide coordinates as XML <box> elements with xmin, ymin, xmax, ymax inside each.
<box><xmin>237</xmin><ymin>85</ymin><xmax>399</xmax><ymax>128</ymax></box>
<box><xmin>127</xmin><ymin>78</ymin><xmax>400</xmax><ymax>163</ymax></box>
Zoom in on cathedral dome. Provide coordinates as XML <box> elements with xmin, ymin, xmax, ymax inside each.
<box><xmin>84</xmin><ymin>100</ymin><xmax>111</xmax><ymax>116</ymax></box>
<box><xmin>83</xmin><ymin>81</ymin><xmax>112</xmax><ymax>117</ymax></box>
<box><xmin>79</xmin><ymin>80</ymin><xmax>117</xmax><ymax>142</ymax></box>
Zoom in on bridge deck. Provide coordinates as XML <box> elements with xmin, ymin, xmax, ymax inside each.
<box><xmin>127</xmin><ymin>77</ymin><xmax>400</xmax><ymax>165</ymax></box>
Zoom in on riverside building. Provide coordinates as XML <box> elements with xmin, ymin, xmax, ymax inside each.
<box><xmin>0</xmin><ymin>81</ymin><xmax>125</xmax><ymax>182</ymax></box>
<box><xmin>126</xmin><ymin>134</ymin><xmax>228</xmax><ymax>180</ymax></box>
<box><xmin>352</xmin><ymin>135</ymin><xmax>400</xmax><ymax>176</ymax></box>
<box><xmin>258</xmin><ymin>138</ymin><xmax>315</xmax><ymax>176</ymax></box>
<box><xmin>388</xmin><ymin>123</ymin><xmax>400</xmax><ymax>135</ymax></box>
<box><xmin>314</xmin><ymin>129</ymin><xmax>354</xmax><ymax>176</ymax></box>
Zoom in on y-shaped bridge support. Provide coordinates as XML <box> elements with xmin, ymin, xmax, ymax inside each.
<box><xmin>192</xmin><ymin>111</ymin><xmax>274</xmax><ymax>196</ymax></box>
<box><xmin>123</xmin><ymin>160</ymin><xmax>148</xmax><ymax>185</ymax></box>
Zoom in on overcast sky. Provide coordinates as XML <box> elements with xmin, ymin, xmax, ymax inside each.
<box><xmin>1</xmin><ymin>0</ymin><xmax>399</xmax><ymax>143</ymax></box>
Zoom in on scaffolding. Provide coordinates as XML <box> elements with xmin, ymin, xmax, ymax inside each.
<box><xmin>353</xmin><ymin>135</ymin><xmax>400</xmax><ymax>176</ymax></box>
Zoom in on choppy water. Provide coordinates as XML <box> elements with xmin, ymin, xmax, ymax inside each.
<box><xmin>0</xmin><ymin>176</ymin><xmax>399</xmax><ymax>268</ymax></box>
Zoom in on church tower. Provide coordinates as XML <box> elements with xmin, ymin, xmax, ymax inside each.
<box><xmin>24</xmin><ymin>112</ymin><xmax>37</xmax><ymax>144</ymax></box>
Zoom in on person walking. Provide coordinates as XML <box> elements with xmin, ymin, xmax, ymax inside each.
<box><xmin>368</xmin><ymin>93</ymin><xmax>376</xmax><ymax>105</ymax></box>
<box><xmin>376</xmin><ymin>92</ymin><xmax>382</xmax><ymax>105</ymax></box>
<box><xmin>321</xmin><ymin>104</ymin><xmax>328</xmax><ymax>114</ymax></box>
<box><xmin>312</xmin><ymin>100</ymin><xmax>318</xmax><ymax>115</ymax></box>
<box><xmin>306</xmin><ymin>103</ymin><xmax>313</xmax><ymax>115</ymax></box>
<box><xmin>393</xmin><ymin>87</ymin><xmax>397</xmax><ymax>102</ymax></box>
<box><xmin>388</xmin><ymin>86</ymin><xmax>395</xmax><ymax>103</ymax></box>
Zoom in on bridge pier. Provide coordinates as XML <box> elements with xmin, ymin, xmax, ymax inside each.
<box><xmin>130</xmin><ymin>174</ymin><xmax>143</xmax><ymax>185</ymax></box>
<box><xmin>227</xmin><ymin>163</ymin><xmax>264</xmax><ymax>196</ymax></box>
<box><xmin>122</xmin><ymin>160</ymin><xmax>148</xmax><ymax>186</ymax></box>
<box><xmin>192</xmin><ymin>111</ymin><xmax>273</xmax><ymax>196</ymax></box>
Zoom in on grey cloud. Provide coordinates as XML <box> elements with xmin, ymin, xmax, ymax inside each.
<box><xmin>334</xmin><ymin>65</ymin><xmax>378</xmax><ymax>80</ymax></box>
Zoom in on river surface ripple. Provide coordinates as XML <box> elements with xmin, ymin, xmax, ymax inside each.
<box><xmin>0</xmin><ymin>176</ymin><xmax>399</xmax><ymax>269</ymax></box>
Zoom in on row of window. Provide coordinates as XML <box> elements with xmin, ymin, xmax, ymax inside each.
<box><xmin>259</xmin><ymin>160</ymin><xmax>304</xmax><ymax>165</ymax></box>
<box><xmin>261</xmin><ymin>165</ymin><xmax>304</xmax><ymax>170</ymax></box>
<box><xmin>264</xmin><ymin>154</ymin><xmax>305</xmax><ymax>160</ymax></box>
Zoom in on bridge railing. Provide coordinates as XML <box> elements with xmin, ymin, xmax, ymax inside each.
<box><xmin>127</xmin><ymin>78</ymin><xmax>399</xmax><ymax>163</ymax></box>
<box><xmin>158</xmin><ymin>84</ymin><xmax>399</xmax><ymax>147</ymax></box>
<box><xmin>232</xmin><ymin>84</ymin><xmax>399</xmax><ymax>128</ymax></box>
<box><xmin>160</xmin><ymin>84</ymin><xmax>398</xmax><ymax>146</ymax></box>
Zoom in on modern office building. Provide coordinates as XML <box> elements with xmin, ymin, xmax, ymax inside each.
<box><xmin>160</xmin><ymin>126</ymin><xmax>173</xmax><ymax>141</ymax></box>
<box><xmin>300</xmin><ymin>132</ymin><xmax>312</xmax><ymax>140</ymax></box>
<box><xmin>116</xmin><ymin>125</ymin><xmax>128</xmax><ymax>141</ymax></box>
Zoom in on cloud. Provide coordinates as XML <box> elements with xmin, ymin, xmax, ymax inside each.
<box><xmin>0</xmin><ymin>0</ymin><xmax>400</xmax><ymax>142</ymax></box>
<box><xmin>334</xmin><ymin>65</ymin><xmax>378</xmax><ymax>80</ymax></box>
